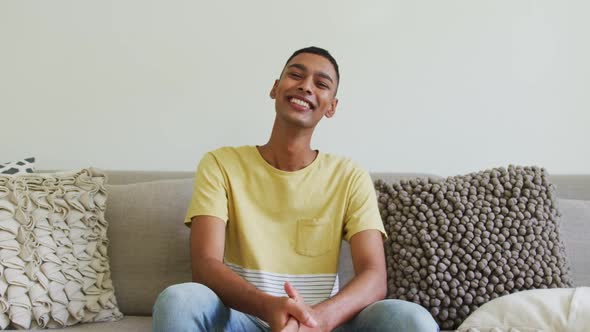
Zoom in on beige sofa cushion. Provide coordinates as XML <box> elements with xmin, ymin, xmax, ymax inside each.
<box><xmin>558</xmin><ymin>199</ymin><xmax>590</xmax><ymax>286</ymax></box>
<box><xmin>105</xmin><ymin>179</ymin><xmax>193</xmax><ymax>315</ymax></box>
<box><xmin>30</xmin><ymin>315</ymin><xmax>151</xmax><ymax>332</ymax></box>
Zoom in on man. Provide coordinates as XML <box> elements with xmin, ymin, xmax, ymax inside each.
<box><xmin>153</xmin><ymin>47</ymin><xmax>438</xmax><ymax>332</ymax></box>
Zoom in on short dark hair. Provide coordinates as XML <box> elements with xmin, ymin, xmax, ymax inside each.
<box><xmin>284</xmin><ymin>46</ymin><xmax>340</xmax><ymax>86</ymax></box>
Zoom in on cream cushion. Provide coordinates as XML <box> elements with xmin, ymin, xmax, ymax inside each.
<box><xmin>457</xmin><ymin>287</ymin><xmax>590</xmax><ymax>332</ymax></box>
<box><xmin>0</xmin><ymin>169</ymin><xmax>122</xmax><ymax>329</ymax></box>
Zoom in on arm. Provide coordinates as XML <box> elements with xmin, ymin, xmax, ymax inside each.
<box><xmin>190</xmin><ymin>215</ymin><xmax>317</xmax><ymax>331</ymax></box>
<box><xmin>307</xmin><ymin>168</ymin><xmax>388</xmax><ymax>330</ymax></box>
<box><xmin>190</xmin><ymin>215</ymin><xmax>268</xmax><ymax>317</ymax></box>
<box><xmin>293</xmin><ymin>229</ymin><xmax>387</xmax><ymax>331</ymax></box>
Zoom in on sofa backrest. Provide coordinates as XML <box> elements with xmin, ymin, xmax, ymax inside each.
<box><xmin>100</xmin><ymin>170</ymin><xmax>590</xmax><ymax>316</ymax></box>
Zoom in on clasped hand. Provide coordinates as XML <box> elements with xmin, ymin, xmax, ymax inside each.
<box><xmin>264</xmin><ymin>282</ymin><xmax>329</xmax><ymax>332</ymax></box>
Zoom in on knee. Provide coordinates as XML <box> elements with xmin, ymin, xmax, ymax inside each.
<box><xmin>153</xmin><ymin>282</ymin><xmax>217</xmax><ymax>314</ymax></box>
<box><xmin>364</xmin><ymin>300</ymin><xmax>439</xmax><ymax>332</ymax></box>
<box><xmin>153</xmin><ymin>283</ymin><xmax>223</xmax><ymax>332</ymax></box>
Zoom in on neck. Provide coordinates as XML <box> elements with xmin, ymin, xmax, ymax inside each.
<box><xmin>257</xmin><ymin>118</ymin><xmax>317</xmax><ymax>172</ymax></box>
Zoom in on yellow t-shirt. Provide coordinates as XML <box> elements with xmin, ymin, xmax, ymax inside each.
<box><xmin>184</xmin><ymin>146</ymin><xmax>385</xmax><ymax>305</ymax></box>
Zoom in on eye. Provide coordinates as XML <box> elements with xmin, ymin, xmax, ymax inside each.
<box><xmin>317</xmin><ymin>81</ymin><xmax>330</xmax><ymax>89</ymax></box>
<box><xmin>288</xmin><ymin>72</ymin><xmax>302</xmax><ymax>79</ymax></box>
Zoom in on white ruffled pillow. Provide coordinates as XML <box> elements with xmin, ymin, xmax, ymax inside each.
<box><xmin>457</xmin><ymin>287</ymin><xmax>590</xmax><ymax>332</ymax></box>
<box><xmin>0</xmin><ymin>168</ymin><xmax>122</xmax><ymax>329</ymax></box>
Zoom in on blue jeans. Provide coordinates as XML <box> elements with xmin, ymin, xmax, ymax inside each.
<box><xmin>153</xmin><ymin>283</ymin><xmax>439</xmax><ymax>332</ymax></box>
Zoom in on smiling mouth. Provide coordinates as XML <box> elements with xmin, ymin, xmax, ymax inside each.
<box><xmin>289</xmin><ymin>97</ymin><xmax>312</xmax><ymax>110</ymax></box>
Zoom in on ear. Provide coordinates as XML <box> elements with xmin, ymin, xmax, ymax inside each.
<box><xmin>325</xmin><ymin>98</ymin><xmax>338</xmax><ymax>118</ymax></box>
<box><xmin>269</xmin><ymin>80</ymin><xmax>279</xmax><ymax>99</ymax></box>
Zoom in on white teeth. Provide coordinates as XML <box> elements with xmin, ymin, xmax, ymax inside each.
<box><xmin>290</xmin><ymin>98</ymin><xmax>310</xmax><ymax>109</ymax></box>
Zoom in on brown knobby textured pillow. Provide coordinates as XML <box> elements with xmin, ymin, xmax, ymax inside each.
<box><xmin>0</xmin><ymin>168</ymin><xmax>122</xmax><ymax>329</ymax></box>
<box><xmin>375</xmin><ymin>165</ymin><xmax>573</xmax><ymax>330</ymax></box>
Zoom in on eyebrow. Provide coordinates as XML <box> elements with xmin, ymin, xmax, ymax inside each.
<box><xmin>287</xmin><ymin>63</ymin><xmax>334</xmax><ymax>84</ymax></box>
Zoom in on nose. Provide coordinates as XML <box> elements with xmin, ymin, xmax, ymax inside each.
<box><xmin>297</xmin><ymin>77</ymin><xmax>313</xmax><ymax>94</ymax></box>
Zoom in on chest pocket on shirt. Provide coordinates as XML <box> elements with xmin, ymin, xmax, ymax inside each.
<box><xmin>295</xmin><ymin>218</ymin><xmax>334</xmax><ymax>257</ymax></box>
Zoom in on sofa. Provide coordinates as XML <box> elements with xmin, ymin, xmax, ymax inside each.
<box><xmin>15</xmin><ymin>170</ymin><xmax>588</xmax><ymax>332</ymax></box>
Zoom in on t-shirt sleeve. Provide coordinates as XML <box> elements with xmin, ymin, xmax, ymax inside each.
<box><xmin>184</xmin><ymin>152</ymin><xmax>229</xmax><ymax>227</ymax></box>
<box><xmin>343</xmin><ymin>167</ymin><xmax>387</xmax><ymax>242</ymax></box>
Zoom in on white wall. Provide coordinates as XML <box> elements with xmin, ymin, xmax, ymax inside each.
<box><xmin>1</xmin><ymin>1</ymin><xmax>588</xmax><ymax>176</ymax></box>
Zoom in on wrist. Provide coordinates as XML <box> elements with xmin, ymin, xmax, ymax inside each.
<box><xmin>311</xmin><ymin>303</ymin><xmax>336</xmax><ymax>331</ymax></box>
<box><xmin>256</xmin><ymin>293</ymin><xmax>275</xmax><ymax>321</ymax></box>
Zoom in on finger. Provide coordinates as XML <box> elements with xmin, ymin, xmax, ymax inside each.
<box><xmin>278</xmin><ymin>320</ymin><xmax>295</xmax><ymax>332</ymax></box>
<box><xmin>284</xmin><ymin>281</ymin><xmax>302</xmax><ymax>302</ymax></box>
<box><xmin>286</xmin><ymin>300</ymin><xmax>317</xmax><ymax>328</ymax></box>
<box><xmin>279</xmin><ymin>317</ymin><xmax>299</xmax><ymax>332</ymax></box>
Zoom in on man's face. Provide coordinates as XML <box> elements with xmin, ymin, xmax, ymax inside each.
<box><xmin>270</xmin><ymin>53</ymin><xmax>339</xmax><ymax>129</ymax></box>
